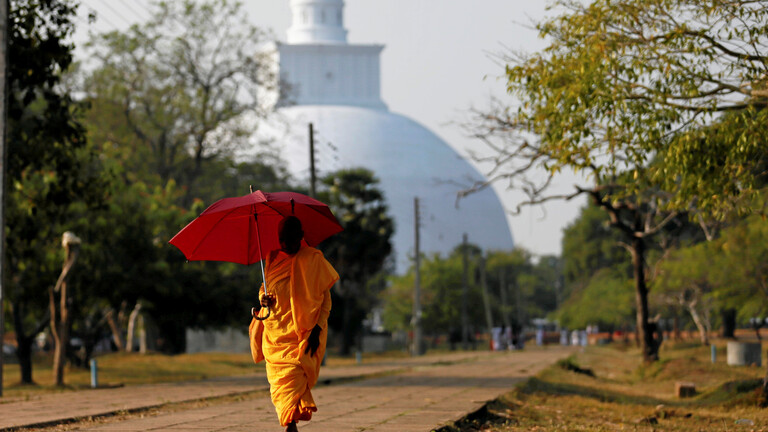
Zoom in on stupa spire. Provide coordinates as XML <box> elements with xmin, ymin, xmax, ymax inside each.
<box><xmin>287</xmin><ymin>0</ymin><xmax>348</xmax><ymax>44</ymax></box>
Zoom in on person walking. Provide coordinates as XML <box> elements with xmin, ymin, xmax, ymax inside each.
<box><xmin>249</xmin><ymin>216</ymin><xmax>339</xmax><ymax>432</ymax></box>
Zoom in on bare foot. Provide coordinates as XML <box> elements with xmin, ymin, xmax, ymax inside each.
<box><xmin>285</xmin><ymin>421</ymin><xmax>298</xmax><ymax>432</ymax></box>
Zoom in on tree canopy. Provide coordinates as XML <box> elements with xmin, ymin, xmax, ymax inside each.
<box><xmin>496</xmin><ymin>0</ymin><xmax>767</xmax><ymax>217</ymax></box>
<box><xmin>318</xmin><ymin>168</ymin><xmax>394</xmax><ymax>355</ymax></box>
<box><xmin>83</xmin><ymin>0</ymin><xmax>281</xmax><ymax>205</ymax></box>
<box><xmin>465</xmin><ymin>0</ymin><xmax>768</xmax><ymax>362</ymax></box>
<box><xmin>381</xmin><ymin>247</ymin><xmax>561</xmax><ymax>344</ymax></box>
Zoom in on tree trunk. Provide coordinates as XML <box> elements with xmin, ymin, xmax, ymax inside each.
<box><xmin>126</xmin><ymin>303</ymin><xmax>142</xmax><ymax>352</ymax></box>
<box><xmin>761</xmin><ymin>368</ymin><xmax>768</xmax><ymax>408</ymax></box>
<box><xmin>138</xmin><ymin>314</ymin><xmax>147</xmax><ymax>354</ymax></box>
<box><xmin>340</xmin><ymin>296</ymin><xmax>354</xmax><ymax>356</ymax></box>
<box><xmin>14</xmin><ymin>330</ymin><xmax>34</xmax><ymax>385</ymax></box>
<box><xmin>51</xmin><ymin>232</ymin><xmax>81</xmax><ymax>386</ymax></box>
<box><xmin>49</xmin><ymin>286</ymin><xmax>68</xmax><ymax>386</ymax></box>
<box><xmin>721</xmin><ymin>308</ymin><xmax>737</xmax><ymax>339</ymax></box>
<box><xmin>687</xmin><ymin>301</ymin><xmax>710</xmax><ymax>345</ymax></box>
<box><xmin>105</xmin><ymin>309</ymin><xmax>125</xmax><ymax>351</ymax></box>
<box><xmin>631</xmin><ymin>237</ymin><xmax>659</xmax><ymax>362</ymax></box>
<box><xmin>11</xmin><ymin>299</ymin><xmax>49</xmax><ymax>385</ymax></box>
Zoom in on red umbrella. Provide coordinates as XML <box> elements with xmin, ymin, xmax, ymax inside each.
<box><xmin>169</xmin><ymin>189</ymin><xmax>343</xmax><ymax>319</ymax></box>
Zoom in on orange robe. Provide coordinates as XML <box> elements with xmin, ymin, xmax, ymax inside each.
<box><xmin>249</xmin><ymin>245</ymin><xmax>338</xmax><ymax>426</ymax></box>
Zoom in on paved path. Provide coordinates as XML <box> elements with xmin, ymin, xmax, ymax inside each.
<box><xmin>1</xmin><ymin>347</ymin><xmax>573</xmax><ymax>432</ymax></box>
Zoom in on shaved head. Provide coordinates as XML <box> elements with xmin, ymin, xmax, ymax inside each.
<box><xmin>279</xmin><ymin>216</ymin><xmax>303</xmax><ymax>255</ymax></box>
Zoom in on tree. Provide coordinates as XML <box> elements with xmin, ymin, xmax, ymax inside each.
<box><xmin>6</xmin><ymin>0</ymin><xmax>109</xmax><ymax>384</ymax></box>
<box><xmin>557</xmin><ymin>268</ymin><xmax>634</xmax><ymax>331</ymax></box>
<box><xmin>707</xmin><ymin>215</ymin><xmax>768</xmax><ymax>321</ymax></box>
<box><xmin>381</xmin><ymin>247</ymin><xmax>561</xmax><ymax>349</ymax></box>
<box><xmin>484</xmin><ymin>249</ymin><xmax>536</xmax><ymax>333</ymax></box>
<box><xmin>84</xmin><ymin>0</ymin><xmax>279</xmax><ymax>205</ymax></box>
<box><xmin>561</xmin><ymin>204</ymin><xmax>628</xmax><ymax>289</ymax></box>
<box><xmin>49</xmin><ymin>232</ymin><xmax>81</xmax><ymax>386</ymax></box>
<box><xmin>318</xmin><ymin>168</ymin><xmax>394</xmax><ymax>355</ymax></box>
<box><xmin>78</xmin><ymin>0</ymin><xmax>292</xmax><ymax>354</ymax></box>
<box><xmin>381</xmin><ymin>249</ymin><xmax>485</xmax><ymax>344</ymax></box>
<box><xmin>654</xmin><ymin>242</ymin><xmax>716</xmax><ymax>345</ymax></box>
<box><xmin>464</xmin><ymin>0</ymin><xmax>768</xmax><ymax>362</ymax></box>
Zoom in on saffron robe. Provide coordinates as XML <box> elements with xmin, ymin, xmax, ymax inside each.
<box><xmin>249</xmin><ymin>245</ymin><xmax>338</xmax><ymax>426</ymax></box>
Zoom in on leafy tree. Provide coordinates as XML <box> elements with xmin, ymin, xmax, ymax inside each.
<box><xmin>381</xmin><ymin>247</ymin><xmax>561</xmax><ymax>348</ymax></box>
<box><xmin>528</xmin><ymin>255</ymin><xmax>562</xmax><ymax>317</ymax></box>
<box><xmin>464</xmin><ymin>0</ymin><xmax>768</xmax><ymax>362</ymax></box>
<box><xmin>381</xmin><ymin>249</ymin><xmax>485</xmax><ymax>344</ymax></box>
<box><xmin>83</xmin><ymin>0</ymin><xmax>279</xmax><ymax>205</ymax></box>
<box><xmin>484</xmin><ymin>248</ymin><xmax>536</xmax><ymax>331</ymax></box>
<box><xmin>653</xmin><ymin>242</ymin><xmax>715</xmax><ymax>345</ymax></box>
<box><xmin>562</xmin><ymin>204</ymin><xmax>628</xmax><ymax>289</ymax></box>
<box><xmin>556</xmin><ymin>268</ymin><xmax>634</xmax><ymax>331</ymax></box>
<box><xmin>77</xmin><ymin>0</ymin><xmax>291</xmax><ymax>353</ymax></box>
<box><xmin>707</xmin><ymin>215</ymin><xmax>768</xmax><ymax>321</ymax></box>
<box><xmin>318</xmin><ymin>168</ymin><xmax>394</xmax><ymax>355</ymax></box>
<box><xmin>6</xmin><ymin>0</ymin><xmax>109</xmax><ymax>384</ymax></box>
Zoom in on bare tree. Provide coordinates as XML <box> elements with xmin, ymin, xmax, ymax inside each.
<box><xmin>49</xmin><ymin>232</ymin><xmax>81</xmax><ymax>386</ymax></box>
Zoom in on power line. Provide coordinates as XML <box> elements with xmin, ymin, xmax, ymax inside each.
<box><xmin>116</xmin><ymin>0</ymin><xmax>152</xmax><ymax>23</ymax></box>
<box><xmin>313</xmin><ymin>131</ymin><xmax>355</xmax><ymax>170</ymax></box>
<box><xmin>95</xmin><ymin>0</ymin><xmax>134</xmax><ymax>27</ymax></box>
<box><xmin>81</xmin><ymin>3</ymin><xmax>121</xmax><ymax>33</ymax></box>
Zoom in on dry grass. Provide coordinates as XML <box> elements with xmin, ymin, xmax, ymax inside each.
<box><xmin>0</xmin><ymin>349</ymin><xmax>414</xmax><ymax>400</ymax></box>
<box><xmin>439</xmin><ymin>340</ymin><xmax>768</xmax><ymax>432</ymax></box>
<box><xmin>1</xmin><ymin>351</ymin><xmax>263</xmax><ymax>399</ymax></box>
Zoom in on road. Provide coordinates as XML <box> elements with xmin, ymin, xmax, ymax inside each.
<box><xmin>2</xmin><ymin>347</ymin><xmax>573</xmax><ymax>432</ymax></box>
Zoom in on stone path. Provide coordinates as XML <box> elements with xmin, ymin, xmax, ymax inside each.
<box><xmin>1</xmin><ymin>347</ymin><xmax>573</xmax><ymax>432</ymax></box>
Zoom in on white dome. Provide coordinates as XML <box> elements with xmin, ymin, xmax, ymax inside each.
<box><xmin>261</xmin><ymin>105</ymin><xmax>514</xmax><ymax>271</ymax></box>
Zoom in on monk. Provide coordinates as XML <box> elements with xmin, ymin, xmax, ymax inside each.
<box><xmin>249</xmin><ymin>216</ymin><xmax>339</xmax><ymax>432</ymax></box>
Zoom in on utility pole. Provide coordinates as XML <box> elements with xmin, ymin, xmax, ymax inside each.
<box><xmin>308</xmin><ymin>123</ymin><xmax>316</xmax><ymax>198</ymax></box>
<box><xmin>411</xmin><ymin>197</ymin><xmax>422</xmax><ymax>356</ymax></box>
<box><xmin>515</xmin><ymin>279</ymin><xmax>523</xmax><ymax>334</ymax></box>
<box><xmin>499</xmin><ymin>269</ymin><xmax>511</xmax><ymax>329</ymax></box>
<box><xmin>461</xmin><ymin>233</ymin><xmax>469</xmax><ymax>350</ymax></box>
<box><xmin>0</xmin><ymin>0</ymin><xmax>9</xmax><ymax>397</ymax></box>
<box><xmin>479</xmin><ymin>254</ymin><xmax>493</xmax><ymax>342</ymax></box>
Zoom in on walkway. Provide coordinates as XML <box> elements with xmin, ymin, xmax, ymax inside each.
<box><xmin>1</xmin><ymin>347</ymin><xmax>573</xmax><ymax>431</ymax></box>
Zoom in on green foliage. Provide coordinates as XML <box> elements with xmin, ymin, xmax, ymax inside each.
<box><xmin>318</xmin><ymin>168</ymin><xmax>394</xmax><ymax>354</ymax></box>
<box><xmin>381</xmin><ymin>247</ymin><xmax>561</xmax><ymax>335</ymax></box>
<box><xmin>711</xmin><ymin>216</ymin><xmax>768</xmax><ymax>320</ymax></box>
<box><xmin>561</xmin><ymin>203</ymin><xmax>628</xmax><ymax>287</ymax></box>
<box><xmin>382</xmin><ymin>251</ymin><xmax>483</xmax><ymax>335</ymax></box>
<box><xmin>83</xmin><ymin>0</ymin><xmax>280</xmax><ymax>205</ymax></box>
<box><xmin>506</xmin><ymin>0</ymin><xmax>768</xmax><ymax>218</ymax></box>
<box><xmin>74</xmin><ymin>0</ymin><xmax>292</xmax><ymax>352</ymax></box>
<box><xmin>6</xmin><ymin>0</ymin><xmax>111</xmax><ymax>382</ymax></box>
<box><xmin>556</xmin><ymin>268</ymin><xmax>634</xmax><ymax>330</ymax></box>
<box><xmin>470</xmin><ymin>0</ymin><xmax>768</xmax><ymax>361</ymax></box>
<box><xmin>657</xmin><ymin>215</ymin><xmax>768</xmax><ymax>323</ymax></box>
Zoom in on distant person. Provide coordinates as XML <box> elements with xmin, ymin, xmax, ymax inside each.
<box><xmin>249</xmin><ymin>216</ymin><xmax>339</xmax><ymax>432</ymax></box>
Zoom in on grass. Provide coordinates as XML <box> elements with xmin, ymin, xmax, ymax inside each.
<box><xmin>0</xmin><ymin>348</ymin><xmax>418</xmax><ymax>400</ymax></box>
<box><xmin>1</xmin><ymin>351</ymin><xmax>263</xmax><ymax>400</ymax></box>
<box><xmin>437</xmin><ymin>340</ymin><xmax>768</xmax><ymax>431</ymax></box>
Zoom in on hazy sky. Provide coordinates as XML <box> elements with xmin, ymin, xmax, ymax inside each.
<box><xmin>74</xmin><ymin>0</ymin><xmax>587</xmax><ymax>257</ymax></box>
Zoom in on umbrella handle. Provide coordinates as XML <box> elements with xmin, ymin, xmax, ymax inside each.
<box><xmin>252</xmin><ymin>306</ymin><xmax>271</xmax><ymax>320</ymax></box>
<box><xmin>252</xmin><ymin>212</ymin><xmax>270</xmax><ymax>321</ymax></box>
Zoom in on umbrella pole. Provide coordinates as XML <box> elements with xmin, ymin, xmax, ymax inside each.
<box><xmin>253</xmin><ymin>213</ymin><xmax>270</xmax><ymax>320</ymax></box>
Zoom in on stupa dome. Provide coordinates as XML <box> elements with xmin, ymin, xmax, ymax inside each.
<box><xmin>250</xmin><ymin>0</ymin><xmax>514</xmax><ymax>271</ymax></box>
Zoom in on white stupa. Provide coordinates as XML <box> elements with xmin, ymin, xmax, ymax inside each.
<box><xmin>261</xmin><ymin>0</ymin><xmax>514</xmax><ymax>271</ymax></box>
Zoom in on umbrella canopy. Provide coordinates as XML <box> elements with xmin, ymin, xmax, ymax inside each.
<box><xmin>169</xmin><ymin>190</ymin><xmax>343</xmax><ymax>265</ymax></box>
